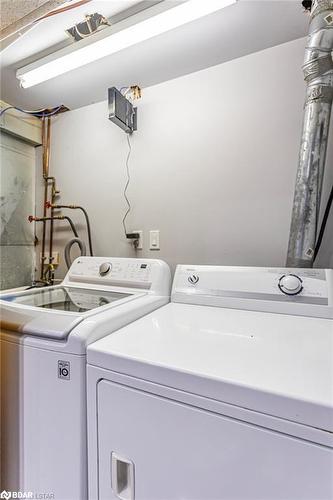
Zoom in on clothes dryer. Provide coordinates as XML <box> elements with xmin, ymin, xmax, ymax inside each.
<box><xmin>87</xmin><ymin>266</ymin><xmax>333</xmax><ymax>500</ymax></box>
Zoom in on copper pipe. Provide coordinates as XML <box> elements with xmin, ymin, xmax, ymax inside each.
<box><xmin>37</xmin><ymin>111</ymin><xmax>64</xmax><ymax>284</ymax></box>
<box><xmin>46</xmin><ymin>116</ymin><xmax>51</xmax><ymax>178</ymax></box>
<box><xmin>47</xmin><ymin>118</ymin><xmax>55</xmax><ymax>283</ymax></box>
<box><xmin>40</xmin><ymin>179</ymin><xmax>48</xmax><ymax>281</ymax></box>
<box><xmin>40</xmin><ymin>117</ymin><xmax>56</xmax><ymax>284</ymax></box>
<box><xmin>40</xmin><ymin>117</ymin><xmax>48</xmax><ymax>281</ymax></box>
<box><xmin>41</xmin><ymin>117</ymin><xmax>46</xmax><ymax>176</ymax></box>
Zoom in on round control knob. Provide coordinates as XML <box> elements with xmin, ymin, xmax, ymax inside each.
<box><xmin>99</xmin><ymin>262</ymin><xmax>112</xmax><ymax>276</ymax></box>
<box><xmin>278</xmin><ymin>274</ymin><xmax>303</xmax><ymax>295</ymax></box>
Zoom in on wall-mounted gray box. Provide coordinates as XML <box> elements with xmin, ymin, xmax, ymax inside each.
<box><xmin>108</xmin><ymin>87</ymin><xmax>137</xmax><ymax>133</ymax></box>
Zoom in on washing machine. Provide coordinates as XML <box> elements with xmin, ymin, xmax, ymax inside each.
<box><xmin>0</xmin><ymin>256</ymin><xmax>171</xmax><ymax>500</ymax></box>
<box><xmin>87</xmin><ymin>265</ymin><xmax>333</xmax><ymax>500</ymax></box>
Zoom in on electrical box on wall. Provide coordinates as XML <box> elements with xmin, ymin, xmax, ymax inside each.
<box><xmin>40</xmin><ymin>252</ymin><xmax>60</xmax><ymax>266</ymax></box>
<box><xmin>108</xmin><ymin>87</ymin><xmax>137</xmax><ymax>133</ymax></box>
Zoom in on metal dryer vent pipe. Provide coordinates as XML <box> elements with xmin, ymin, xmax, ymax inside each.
<box><xmin>287</xmin><ymin>0</ymin><xmax>333</xmax><ymax>267</ymax></box>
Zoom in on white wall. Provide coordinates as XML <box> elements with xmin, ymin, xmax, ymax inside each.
<box><xmin>41</xmin><ymin>36</ymin><xmax>333</xmax><ymax>277</ymax></box>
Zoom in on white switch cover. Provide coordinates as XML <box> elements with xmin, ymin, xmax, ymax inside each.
<box><xmin>133</xmin><ymin>230</ymin><xmax>143</xmax><ymax>250</ymax></box>
<box><xmin>149</xmin><ymin>230</ymin><xmax>160</xmax><ymax>250</ymax></box>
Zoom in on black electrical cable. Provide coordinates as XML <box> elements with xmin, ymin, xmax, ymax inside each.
<box><xmin>314</xmin><ymin>185</ymin><xmax>333</xmax><ymax>260</ymax></box>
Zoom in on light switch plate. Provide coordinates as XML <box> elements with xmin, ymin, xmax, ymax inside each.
<box><xmin>149</xmin><ymin>230</ymin><xmax>160</xmax><ymax>250</ymax></box>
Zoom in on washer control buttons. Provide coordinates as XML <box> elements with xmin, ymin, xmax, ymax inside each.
<box><xmin>278</xmin><ymin>274</ymin><xmax>303</xmax><ymax>295</ymax></box>
<box><xmin>99</xmin><ymin>262</ymin><xmax>112</xmax><ymax>276</ymax></box>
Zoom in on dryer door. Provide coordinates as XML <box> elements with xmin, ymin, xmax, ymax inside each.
<box><xmin>97</xmin><ymin>380</ymin><xmax>333</xmax><ymax>500</ymax></box>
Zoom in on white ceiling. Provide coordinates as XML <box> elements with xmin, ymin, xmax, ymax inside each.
<box><xmin>0</xmin><ymin>0</ymin><xmax>309</xmax><ymax>111</ymax></box>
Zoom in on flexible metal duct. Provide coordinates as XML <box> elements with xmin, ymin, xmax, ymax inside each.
<box><xmin>287</xmin><ymin>0</ymin><xmax>333</xmax><ymax>267</ymax></box>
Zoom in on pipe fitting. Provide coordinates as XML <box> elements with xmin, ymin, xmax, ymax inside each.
<box><xmin>45</xmin><ymin>202</ymin><xmax>78</xmax><ymax>209</ymax></box>
<box><xmin>29</xmin><ymin>215</ymin><xmax>66</xmax><ymax>222</ymax></box>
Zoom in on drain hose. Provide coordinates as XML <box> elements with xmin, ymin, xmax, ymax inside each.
<box><xmin>64</xmin><ymin>238</ymin><xmax>86</xmax><ymax>269</ymax></box>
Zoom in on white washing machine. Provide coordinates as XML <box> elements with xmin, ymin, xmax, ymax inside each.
<box><xmin>87</xmin><ymin>265</ymin><xmax>333</xmax><ymax>500</ymax></box>
<box><xmin>0</xmin><ymin>257</ymin><xmax>171</xmax><ymax>500</ymax></box>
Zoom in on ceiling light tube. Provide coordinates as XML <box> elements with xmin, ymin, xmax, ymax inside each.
<box><xmin>17</xmin><ymin>0</ymin><xmax>236</xmax><ymax>88</ymax></box>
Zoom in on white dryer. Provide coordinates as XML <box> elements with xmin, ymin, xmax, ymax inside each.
<box><xmin>87</xmin><ymin>265</ymin><xmax>333</xmax><ymax>500</ymax></box>
<box><xmin>0</xmin><ymin>257</ymin><xmax>171</xmax><ymax>500</ymax></box>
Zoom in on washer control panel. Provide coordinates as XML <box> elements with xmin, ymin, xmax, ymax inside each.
<box><xmin>68</xmin><ymin>258</ymin><xmax>153</xmax><ymax>288</ymax></box>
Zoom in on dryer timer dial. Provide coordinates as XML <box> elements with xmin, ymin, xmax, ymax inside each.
<box><xmin>278</xmin><ymin>274</ymin><xmax>303</xmax><ymax>296</ymax></box>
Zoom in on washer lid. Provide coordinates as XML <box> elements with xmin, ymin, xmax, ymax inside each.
<box><xmin>88</xmin><ymin>302</ymin><xmax>333</xmax><ymax>432</ymax></box>
<box><xmin>2</xmin><ymin>286</ymin><xmax>131</xmax><ymax>312</ymax></box>
<box><xmin>1</xmin><ymin>305</ymin><xmax>83</xmax><ymax>340</ymax></box>
<box><xmin>0</xmin><ymin>286</ymin><xmax>133</xmax><ymax>339</ymax></box>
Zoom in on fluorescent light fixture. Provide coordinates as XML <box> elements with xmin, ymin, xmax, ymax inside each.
<box><xmin>17</xmin><ymin>0</ymin><xmax>236</xmax><ymax>88</ymax></box>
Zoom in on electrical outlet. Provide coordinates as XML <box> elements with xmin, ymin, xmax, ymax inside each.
<box><xmin>40</xmin><ymin>252</ymin><xmax>60</xmax><ymax>266</ymax></box>
<box><xmin>133</xmin><ymin>230</ymin><xmax>143</xmax><ymax>250</ymax></box>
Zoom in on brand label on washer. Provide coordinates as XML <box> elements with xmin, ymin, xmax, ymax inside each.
<box><xmin>58</xmin><ymin>360</ymin><xmax>70</xmax><ymax>380</ymax></box>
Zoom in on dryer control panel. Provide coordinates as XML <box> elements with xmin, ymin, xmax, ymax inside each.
<box><xmin>172</xmin><ymin>266</ymin><xmax>333</xmax><ymax>319</ymax></box>
<box><xmin>64</xmin><ymin>257</ymin><xmax>171</xmax><ymax>294</ymax></box>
